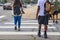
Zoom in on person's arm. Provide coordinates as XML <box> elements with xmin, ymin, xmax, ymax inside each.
<box><xmin>20</xmin><ymin>6</ymin><xmax>25</xmax><ymax>14</ymax></box>
<box><xmin>20</xmin><ymin>0</ymin><xmax>25</xmax><ymax>14</ymax></box>
<box><xmin>12</xmin><ymin>4</ymin><xmax>14</xmax><ymax>16</ymax></box>
<box><xmin>36</xmin><ymin>6</ymin><xmax>40</xmax><ymax>19</ymax></box>
<box><xmin>12</xmin><ymin>0</ymin><xmax>15</xmax><ymax>16</ymax></box>
<box><xmin>36</xmin><ymin>0</ymin><xmax>40</xmax><ymax>19</ymax></box>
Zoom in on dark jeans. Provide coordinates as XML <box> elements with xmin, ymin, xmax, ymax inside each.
<box><xmin>14</xmin><ymin>16</ymin><xmax>21</xmax><ymax>28</ymax></box>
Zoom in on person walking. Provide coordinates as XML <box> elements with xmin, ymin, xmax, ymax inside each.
<box><xmin>36</xmin><ymin>0</ymin><xmax>51</xmax><ymax>38</ymax></box>
<box><xmin>53</xmin><ymin>0</ymin><xmax>59</xmax><ymax>23</ymax></box>
<box><xmin>13</xmin><ymin>0</ymin><xmax>24</xmax><ymax>31</ymax></box>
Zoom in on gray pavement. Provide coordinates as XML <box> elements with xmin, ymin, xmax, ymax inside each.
<box><xmin>0</xmin><ymin>6</ymin><xmax>60</xmax><ymax>40</ymax></box>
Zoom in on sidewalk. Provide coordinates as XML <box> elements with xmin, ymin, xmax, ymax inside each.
<box><xmin>22</xmin><ymin>5</ymin><xmax>37</xmax><ymax>19</ymax></box>
<box><xmin>22</xmin><ymin>5</ymin><xmax>60</xmax><ymax>19</ymax></box>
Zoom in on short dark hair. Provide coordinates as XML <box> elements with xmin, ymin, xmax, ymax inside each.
<box><xmin>13</xmin><ymin>0</ymin><xmax>22</xmax><ymax>7</ymax></box>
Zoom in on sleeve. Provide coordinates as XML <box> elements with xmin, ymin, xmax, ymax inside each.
<box><xmin>37</xmin><ymin>0</ymin><xmax>40</xmax><ymax>6</ymax></box>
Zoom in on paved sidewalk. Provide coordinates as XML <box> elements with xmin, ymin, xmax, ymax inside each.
<box><xmin>22</xmin><ymin>5</ymin><xmax>60</xmax><ymax>19</ymax></box>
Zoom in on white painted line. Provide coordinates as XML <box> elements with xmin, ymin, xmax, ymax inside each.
<box><xmin>4</xmin><ymin>22</ymin><xmax>54</xmax><ymax>25</ymax></box>
<box><xmin>0</xmin><ymin>26</ymin><xmax>56</xmax><ymax>29</ymax></box>
<box><xmin>4</xmin><ymin>22</ymin><xmax>35</xmax><ymax>24</ymax></box>
<box><xmin>0</xmin><ymin>15</ymin><xmax>6</xmax><ymax>18</ymax></box>
<box><xmin>0</xmin><ymin>32</ymin><xmax>60</xmax><ymax>35</ymax></box>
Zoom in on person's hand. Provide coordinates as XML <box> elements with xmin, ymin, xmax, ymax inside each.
<box><xmin>22</xmin><ymin>10</ymin><xmax>25</xmax><ymax>14</ymax></box>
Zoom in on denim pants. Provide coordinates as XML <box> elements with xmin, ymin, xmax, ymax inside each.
<box><xmin>14</xmin><ymin>16</ymin><xmax>21</xmax><ymax>28</ymax></box>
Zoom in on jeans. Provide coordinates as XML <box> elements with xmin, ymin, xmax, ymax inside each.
<box><xmin>14</xmin><ymin>16</ymin><xmax>21</xmax><ymax>28</ymax></box>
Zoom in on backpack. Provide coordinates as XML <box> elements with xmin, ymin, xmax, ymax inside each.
<box><xmin>44</xmin><ymin>1</ymin><xmax>52</xmax><ymax>20</ymax></box>
<box><xmin>44</xmin><ymin>1</ymin><xmax>51</xmax><ymax>12</ymax></box>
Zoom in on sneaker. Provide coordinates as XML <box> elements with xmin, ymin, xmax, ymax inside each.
<box><xmin>18</xmin><ymin>28</ymin><xmax>20</xmax><ymax>31</ymax></box>
<box><xmin>44</xmin><ymin>32</ymin><xmax>48</xmax><ymax>39</ymax></box>
<box><xmin>56</xmin><ymin>21</ymin><xmax>58</xmax><ymax>24</ymax></box>
<box><xmin>38</xmin><ymin>31</ymin><xmax>41</xmax><ymax>37</ymax></box>
<box><xmin>15</xmin><ymin>26</ymin><xmax>17</xmax><ymax>30</ymax></box>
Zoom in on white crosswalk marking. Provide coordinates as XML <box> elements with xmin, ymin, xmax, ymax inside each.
<box><xmin>3</xmin><ymin>22</ymin><xmax>56</xmax><ymax>29</ymax></box>
<box><xmin>0</xmin><ymin>26</ymin><xmax>56</xmax><ymax>29</ymax></box>
<box><xmin>0</xmin><ymin>15</ymin><xmax>6</xmax><ymax>18</ymax></box>
<box><xmin>0</xmin><ymin>20</ymin><xmax>59</xmax><ymax>35</ymax></box>
<box><xmin>4</xmin><ymin>22</ymin><xmax>54</xmax><ymax>25</ymax></box>
<box><xmin>0</xmin><ymin>32</ymin><xmax>59</xmax><ymax>35</ymax></box>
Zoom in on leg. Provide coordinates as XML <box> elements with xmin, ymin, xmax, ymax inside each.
<box><xmin>14</xmin><ymin>16</ymin><xmax>18</xmax><ymax>30</ymax></box>
<box><xmin>38</xmin><ymin>24</ymin><xmax>41</xmax><ymax>37</ymax></box>
<box><xmin>38</xmin><ymin>16</ymin><xmax>43</xmax><ymax>37</ymax></box>
<box><xmin>44</xmin><ymin>25</ymin><xmax>48</xmax><ymax>32</ymax></box>
<box><xmin>53</xmin><ymin>15</ymin><xmax>55</xmax><ymax>23</ymax></box>
<box><xmin>44</xmin><ymin>16</ymin><xmax>48</xmax><ymax>38</ymax></box>
<box><xmin>38</xmin><ymin>24</ymin><xmax>41</xmax><ymax>31</ymax></box>
<box><xmin>56</xmin><ymin>14</ymin><xmax>58</xmax><ymax>23</ymax></box>
<box><xmin>53</xmin><ymin>11</ymin><xmax>56</xmax><ymax>23</ymax></box>
<box><xmin>17</xmin><ymin>16</ymin><xmax>21</xmax><ymax>31</ymax></box>
<box><xmin>44</xmin><ymin>25</ymin><xmax>48</xmax><ymax>39</ymax></box>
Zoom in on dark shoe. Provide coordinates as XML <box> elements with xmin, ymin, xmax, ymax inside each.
<box><xmin>15</xmin><ymin>26</ymin><xmax>17</xmax><ymax>30</ymax></box>
<box><xmin>56</xmin><ymin>21</ymin><xmax>58</xmax><ymax>24</ymax></box>
<box><xmin>53</xmin><ymin>21</ymin><xmax>55</xmax><ymax>23</ymax></box>
<box><xmin>38</xmin><ymin>31</ymin><xmax>41</xmax><ymax>37</ymax></box>
<box><xmin>18</xmin><ymin>28</ymin><xmax>20</xmax><ymax>31</ymax></box>
<box><xmin>44</xmin><ymin>32</ymin><xmax>48</xmax><ymax>39</ymax></box>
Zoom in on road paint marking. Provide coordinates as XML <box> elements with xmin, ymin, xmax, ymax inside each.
<box><xmin>0</xmin><ymin>15</ymin><xmax>6</xmax><ymax>18</ymax></box>
<box><xmin>4</xmin><ymin>22</ymin><xmax>54</xmax><ymax>25</ymax></box>
<box><xmin>0</xmin><ymin>26</ymin><xmax>56</xmax><ymax>29</ymax></box>
<box><xmin>0</xmin><ymin>32</ymin><xmax>59</xmax><ymax>35</ymax></box>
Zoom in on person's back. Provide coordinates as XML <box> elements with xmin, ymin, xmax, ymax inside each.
<box><xmin>54</xmin><ymin>0</ymin><xmax>59</xmax><ymax>11</ymax></box>
<box><xmin>13</xmin><ymin>0</ymin><xmax>22</xmax><ymax>15</ymax></box>
<box><xmin>37</xmin><ymin>0</ymin><xmax>46</xmax><ymax>16</ymax></box>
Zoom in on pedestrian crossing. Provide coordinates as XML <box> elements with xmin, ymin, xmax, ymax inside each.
<box><xmin>0</xmin><ymin>19</ymin><xmax>60</xmax><ymax>35</ymax></box>
<box><xmin>0</xmin><ymin>26</ymin><xmax>56</xmax><ymax>29</ymax></box>
<box><xmin>0</xmin><ymin>32</ymin><xmax>60</xmax><ymax>35</ymax></box>
<box><xmin>0</xmin><ymin>15</ymin><xmax>6</xmax><ymax>19</ymax></box>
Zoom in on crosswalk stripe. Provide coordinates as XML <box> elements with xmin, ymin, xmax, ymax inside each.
<box><xmin>4</xmin><ymin>22</ymin><xmax>54</xmax><ymax>25</ymax></box>
<box><xmin>0</xmin><ymin>15</ymin><xmax>6</xmax><ymax>18</ymax></box>
<box><xmin>0</xmin><ymin>26</ymin><xmax>56</xmax><ymax>29</ymax></box>
<box><xmin>0</xmin><ymin>32</ymin><xmax>59</xmax><ymax>35</ymax></box>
